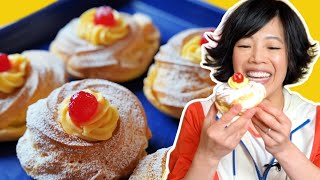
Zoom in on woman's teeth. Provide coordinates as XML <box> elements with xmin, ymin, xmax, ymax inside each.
<box><xmin>246</xmin><ymin>71</ymin><xmax>271</xmax><ymax>78</ymax></box>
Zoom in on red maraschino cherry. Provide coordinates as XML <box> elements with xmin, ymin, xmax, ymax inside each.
<box><xmin>94</xmin><ymin>6</ymin><xmax>116</xmax><ymax>27</ymax></box>
<box><xmin>232</xmin><ymin>72</ymin><xmax>244</xmax><ymax>83</ymax></box>
<box><xmin>0</xmin><ymin>53</ymin><xmax>11</xmax><ymax>72</ymax></box>
<box><xmin>199</xmin><ymin>29</ymin><xmax>215</xmax><ymax>45</ymax></box>
<box><xmin>68</xmin><ymin>91</ymin><xmax>98</xmax><ymax>126</ymax></box>
<box><xmin>199</xmin><ymin>34</ymin><xmax>208</xmax><ymax>45</ymax></box>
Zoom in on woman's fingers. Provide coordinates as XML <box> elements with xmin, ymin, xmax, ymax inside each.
<box><xmin>251</xmin><ymin>115</ymin><xmax>268</xmax><ymax>132</ymax></box>
<box><xmin>254</xmin><ymin>107</ymin><xmax>282</xmax><ymax>132</ymax></box>
<box><xmin>226</xmin><ymin>108</ymin><xmax>256</xmax><ymax>137</ymax></box>
<box><xmin>258</xmin><ymin>102</ymin><xmax>291</xmax><ymax>126</ymax></box>
<box><xmin>252</xmin><ymin>102</ymin><xmax>293</xmax><ymax>155</ymax></box>
<box><xmin>252</xmin><ymin>122</ymin><xmax>276</xmax><ymax>144</ymax></box>
<box><xmin>252</xmin><ymin>116</ymin><xmax>283</xmax><ymax>142</ymax></box>
<box><xmin>217</xmin><ymin>104</ymin><xmax>242</xmax><ymax>127</ymax></box>
<box><xmin>204</xmin><ymin>103</ymin><xmax>255</xmax><ymax>151</ymax></box>
<box><xmin>229</xmin><ymin>108</ymin><xmax>256</xmax><ymax>129</ymax></box>
<box><xmin>254</xmin><ymin>103</ymin><xmax>291</xmax><ymax>139</ymax></box>
<box><xmin>203</xmin><ymin>102</ymin><xmax>218</xmax><ymax>130</ymax></box>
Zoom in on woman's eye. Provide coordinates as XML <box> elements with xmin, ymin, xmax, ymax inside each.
<box><xmin>238</xmin><ymin>45</ymin><xmax>251</xmax><ymax>48</ymax></box>
<box><xmin>268</xmin><ymin>47</ymin><xmax>281</xmax><ymax>50</ymax></box>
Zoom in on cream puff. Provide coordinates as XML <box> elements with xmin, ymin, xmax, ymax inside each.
<box><xmin>50</xmin><ymin>6</ymin><xmax>160</xmax><ymax>82</ymax></box>
<box><xmin>16</xmin><ymin>79</ymin><xmax>151</xmax><ymax>179</ymax></box>
<box><xmin>143</xmin><ymin>28</ymin><xmax>215</xmax><ymax>119</ymax></box>
<box><xmin>129</xmin><ymin>147</ymin><xmax>170</xmax><ymax>180</ymax></box>
<box><xmin>215</xmin><ymin>72</ymin><xmax>266</xmax><ymax>114</ymax></box>
<box><xmin>0</xmin><ymin>50</ymin><xmax>66</xmax><ymax>141</ymax></box>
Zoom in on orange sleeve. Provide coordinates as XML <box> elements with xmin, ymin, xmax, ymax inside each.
<box><xmin>310</xmin><ymin>106</ymin><xmax>320</xmax><ymax>166</ymax></box>
<box><xmin>167</xmin><ymin>102</ymin><xmax>205</xmax><ymax>180</ymax></box>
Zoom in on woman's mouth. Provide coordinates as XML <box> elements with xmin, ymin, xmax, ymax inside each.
<box><xmin>246</xmin><ymin>71</ymin><xmax>271</xmax><ymax>84</ymax></box>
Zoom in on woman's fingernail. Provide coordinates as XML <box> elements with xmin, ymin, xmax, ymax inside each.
<box><xmin>233</xmin><ymin>104</ymin><xmax>242</xmax><ymax>111</ymax></box>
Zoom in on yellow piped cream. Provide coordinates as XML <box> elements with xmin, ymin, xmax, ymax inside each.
<box><xmin>76</xmin><ymin>8</ymin><xmax>129</xmax><ymax>46</ymax></box>
<box><xmin>181</xmin><ymin>36</ymin><xmax>202</xmax><ymax>64</ymax></box>
<box><xmin>59</xmin><ymin>89</ymin><xmax>119</xmax><ymax>141</ymax></box>
<box><xmin>0</xmin><ymin>54</ymin><xmax>29</xmax><ymax>94</ymax></box>
<box><xmin>228</xmin><ymin>76</ymin><xmax>249</xmax><ymax>89</ymax></box>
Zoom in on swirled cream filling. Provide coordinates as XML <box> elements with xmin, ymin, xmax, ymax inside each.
<box><xmin>181</xmin><ymin>36</ymin><xmax>202</xmax><ymax>64</ymax></box>
<box><xmin>76</xmin><ymin>8</ymin><xmax>129</xmax><ymax>46</ymax></box>
<box><xmin>59</xmin><ymin>89</ymin><xmax>119</xmax><ymax>141</ymax></box>
<box><xmin>0</xmin><ymin>54</ymin><xmax>29</xmax><ymax>94</ymax></box>
<box><xmin>227</xmin><ymin>75</ymin><xmax>249</xmax><ymax>89</ymax></box>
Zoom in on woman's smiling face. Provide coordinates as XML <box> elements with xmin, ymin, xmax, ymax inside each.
<box><xmin>232</xmin><ymin>16</ymin><xmax>288</xmax><ymax>102</ymax></box>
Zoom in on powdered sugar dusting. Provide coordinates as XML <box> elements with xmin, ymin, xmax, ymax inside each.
<box><xmin>155</xmin><ymin>28</ymin><xmax>207</xmax><ymax>66</ymax></box>
<box><xmin>144</xmin><ymin>28</ymin><xmax>215</xmax><ymax>108</ymax></box>
<box><xmin>129</xmin><ymin>147</ymin><xmax>170</xmax><ymax>180</ymax></box>
<box><xmin>50</xmin><ymin>12</ymin><xmax>160</xmax><ymax>81</ymax></box>
<box><xmin>0</xmin><ymin>50</ymin><xmax>66</xmax><ymax>132</ymax></box>
<box><xmin>16</xmin><ymin>79</ymin><xmax>150</xmax><ymax>179</ymax></box>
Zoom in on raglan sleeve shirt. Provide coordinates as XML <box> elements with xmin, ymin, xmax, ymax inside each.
<box><xmin>167</xmin><ymin>101</ymin><xmax>320</xmax><ymax>180</ymax></box>
<box><xmin>167</xmin><ymin>101</ymin><xmax>205</xmax><ymax>180</ymax></box>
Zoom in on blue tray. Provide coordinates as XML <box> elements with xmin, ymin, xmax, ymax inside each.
<box><xmin>0</xmin><ymin>0</ymin><xmax>225</xmax><ymax>179</ymax></box>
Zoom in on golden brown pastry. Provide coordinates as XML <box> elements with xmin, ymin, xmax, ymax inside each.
<box><xmin>16</xmin><ymin>79</ymin><xmax>151</xmax><ymax>179</ymax></box>
<box><xmin>0</xmin><ymin>50</ymin><xmax>66</xmax><ymax>141</ymax></box>
<box><xmin>143</xmin><ymin>28</ymin><xmax>215</xmax><ymax>119</ymax></box>
<box><xmin>129</xmin><ymin>147</ymin><xmax>170</xmax><ymax>180</ymax></box>
<box><xmin>50</xmin><ymin>6</ymin><xmax>160</xmax><ymax>82</ymax></box>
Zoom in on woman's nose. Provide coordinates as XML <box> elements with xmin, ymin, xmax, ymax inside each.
<box><xmin>249</xmin><ymin>46</ymin><xmax>266</xmax><ymax>64</ymax></box>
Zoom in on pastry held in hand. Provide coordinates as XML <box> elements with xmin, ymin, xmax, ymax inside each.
<box><xmin>50</xmin><ymin>6</ymin><xmax>160</xmax><ymax>82</ymax></box>
<box><xmin>16</xmin><ymin>79</ymin><xmax>151</xmax><ymax>179</ymax></box>
<box><xmin>0</xmin><ymin>51</ymin><xmax>66</xmax><ymax>141</ymax></box>
<box><xmin>215</xmin><ymin>72</ymin><xmax>266</xmax><ymax>114</ymax></box>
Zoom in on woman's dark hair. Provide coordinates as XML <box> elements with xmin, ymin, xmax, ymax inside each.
<box><xmin>203</xmin><ymin>0</ymin><xmax>318</xmax><ymax>85</ymax></box>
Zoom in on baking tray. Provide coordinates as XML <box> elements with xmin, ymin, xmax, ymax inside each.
<box><xmin>0</xmin><ymin>0</ymin><xmax>225</xmax><ymax>179</ymax></box>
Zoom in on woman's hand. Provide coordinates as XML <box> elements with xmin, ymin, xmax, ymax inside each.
<box><xmin>195</xmin><ymin>102</ymin><xmax>256</xmax><ymax>165</ymax></box>
<box><xmin>252</xmin><ymin>101</ymin><xmax>292</xmax><ymax>157</ymax></box>
<box><xmin>186</xmin><ymin>103</ymin><xmax>255</xmax><ymax>180</ymax></box>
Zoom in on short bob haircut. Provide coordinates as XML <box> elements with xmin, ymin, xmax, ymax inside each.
<box><xmin>203</xmin><ymin>0</ymin><xmax>318</xmax><ymax>85</ymax></box>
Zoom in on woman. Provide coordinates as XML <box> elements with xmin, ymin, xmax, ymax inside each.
<box><xmin>166</xmin><ymin>0</ymin><xmax>319</xmax><ymax>179</ymax></box>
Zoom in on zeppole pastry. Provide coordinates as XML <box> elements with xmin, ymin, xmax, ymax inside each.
<box><xmin>215</xmin><ymin>72</ymin><xmax>266</xmax><ymax>114</ymax></box>
<box><xmin>50</xmin><ymin>6</ymin><xmax>160</xmax><ymax>82</ymax></box>
<box><xmin>0</xmin><ymin>50</ymin><xmax>66</xmax><ymax>142</ymax></box>
<box><xmin>144</xmin><ymin>28</ymin><xmax>215</xmax><ymax>119</ymax></box>
<box><xmin>16</xmin><ymin>79</ymin><xmax>151</xmax><ymax>179</ymax></box>
<box><xmin>129</xmin><ymin>147</ymin><xmax>170</xmax><ymax>180</ymax></box>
